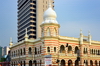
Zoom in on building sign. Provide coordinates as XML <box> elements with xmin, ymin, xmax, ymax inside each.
<box><xmin>45</xmin><ymin>58</ymin><xmax>52</xmax><ymax>66</ymax></box>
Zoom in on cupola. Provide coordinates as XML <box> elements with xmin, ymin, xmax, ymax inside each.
<box><xmin>42</xmin><ymin>1</ymin><xmax>58</xmax><ymax>24</ymax></box>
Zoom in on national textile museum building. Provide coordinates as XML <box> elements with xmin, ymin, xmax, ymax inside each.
<box><xmin>9</xmin><ymin>4</ymin><xmax>100</xmax><ymax>66</ymax></box>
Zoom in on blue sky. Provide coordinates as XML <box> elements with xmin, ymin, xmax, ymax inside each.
<box><xmin>0</xmin><ymin>0</ymin><xmax>100</xmax><ymax>47</ymax></box>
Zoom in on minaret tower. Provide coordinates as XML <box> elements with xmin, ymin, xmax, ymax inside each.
<box><xmin>40</xmin><ymin>1</ymin><xmax>60</xmax><ymax>37</ymax></box>
<box><xmin>9</xmin><ymin>37</ymin><xmax>13</xmax><ymax>47</ymax></box>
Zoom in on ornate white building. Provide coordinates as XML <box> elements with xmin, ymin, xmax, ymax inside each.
<box><xmin>10</xmin><ymin>2</ymin><xmax>100</xmax><ymax>66</ymax></box>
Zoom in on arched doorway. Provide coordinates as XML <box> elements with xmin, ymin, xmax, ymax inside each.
<box><xmin>61</xmin><ymin>59</ymin><xmax>65</xmax><ymax>66</ymax></box>
<box><xmin>90</xmin><ymin>60</ymin><xmax>93</xmax><ymax>66</ymax></box>
<box><xmin>75</xmin><ymin>60</ymin><xmax>79</xmax><ymax>66</ymax></box>
<box><xmin>99</xmin><ymin>61</ymin><xmax>100</xmax><ymax>66</ymax></box>
<box><xmin>35</xmin><ymin>60</ymin><xmax>37</xmax><ymax>66</ymax></box>
<box><xmin>84</xmin><ymin>60</ymin><xmax>88</xmax><ymax>66</ymax></box>
<box><xmin>95</xmin><ymin>60</ymin><xmax>97</xmax><ymax>66</ymax></box>
<box><xmin>21</xmin><ymin>61</ymin><xmax>22</xmax><ymax>66</ymax></box>
<box><xmin>29</xmin><ymin>60</ymin><xmax>32</xmax><ymax>66</ymax></box>
<box><xmin>68</xmin><ymin>60</ymin><xmax>72</xmax><ymax>66</ymax></box>
<box><xmin>24</xmin><ymin>61</ymin><xmax>25</xmax><ymax>66</ymax></box>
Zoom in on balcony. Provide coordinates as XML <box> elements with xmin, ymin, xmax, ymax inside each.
<box><xmin>59</xmin><ymin>53</ymin><xmax>66</xmax><ymax>56</ymax></box>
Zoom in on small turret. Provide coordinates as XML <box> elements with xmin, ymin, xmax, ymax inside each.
<box><xmin>9</xmin><ymin>37</ymin><xmax>13</xmax><ymax>47</ymax></box>
<box><xmin>80</xmin><ymin>29</ymin><xmax>83</xmax><ymax>44</ymax></box>
<box><xmin>88</xmin><ymin>31</ymin><xmax>91</xmax><ymax>45</ymax></box>
<box><xmin>24</xmin><ymin>28</ymin><xmax>29</xmax><ymax>41</ymax></box>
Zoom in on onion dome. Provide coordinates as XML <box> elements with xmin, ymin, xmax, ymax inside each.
<box><xmin>42</xmin><ymin>2</ymin><xmax>58</xmax><ymax>24</ymax></box>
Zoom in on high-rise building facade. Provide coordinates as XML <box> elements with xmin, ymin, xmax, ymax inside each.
<box><xmin>17</xmin><ymin>0</ymin><xmax>54</xmax><ymax>42</ymax></box>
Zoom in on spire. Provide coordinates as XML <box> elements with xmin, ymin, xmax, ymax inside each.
<box><xmin>48</xmin><ymin>0</ymin><xmax>51</xmax><ymax>8</ymax></box>
<box><xmin>88</xmin><ymin>30</ymin><xmax>90</xmax><ymax>35</ymax></box>
<box><xmin>24</xmin><ymin>28</ymin><xmax>29</xmax><ymax>41</ymax></box>
<box><xmin>10</xmin><ymin>37</ymin><xmax>12</xmax><ymax>43</ymax></box>
<box><xmin>80</xmin><ymin>29</ymin><xmax>82</xmax><ymax>34</ymax></box>
<box><xmin>42</xmin><ymin>0</ymin><xmax>58</xmax><ymax>24</ymax></box>
<box><xmin>80</xmin><ymin>29</ymin><xmax>83</xmax><ymax>44</ymax></box>
<box><xmin>9</xmin><ymin>37</ymin><xmax>13</xmax><ymax>47</ymax></box>
<box><xmin>88</xmin><ymin>30</ymin><xmax>91</xmax><ymax>45</ymax></box>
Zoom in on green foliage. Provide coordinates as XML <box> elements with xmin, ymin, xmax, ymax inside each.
<box><xmin>0</xmin><ymin>58</ymin><xmax>6</xmax><ymax>62</ymax></box>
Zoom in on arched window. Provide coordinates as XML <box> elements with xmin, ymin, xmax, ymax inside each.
<box><xmin>53</xmin><ymin>28</ymin><xmax>57</xmax><ymax>36</ymax></box>
<box><xmin>35</xmin><ymin>47</ymin><xmax>37</xmax><ymax>54</ymax></box>
<box><xmin>12</xmin><ymin>52</ymin><xmax>13</xmax><ymax>57</ymax></box>
<box><xmin>84</xmin><ymin>48</ymin><xmax>88</xmax><ymax>54</ymax></box>
<box><xmin>68</xmin><ymin>46</ymin><xmax>72</xmax><ymax>53</ymax></box>
<box><xmin>47</xmin><ymin>47</ymin><xmax>50</xmax><ymax>52</ymax></box>
<box><xmin>38</xmin><ymin>48</ymin><xmax>39</xmax><ymax>54</ymax></box>
<box><xmin>14</xmin><ymin>51</ymin><xmax>15</xmax><ymax>57</ymax></box>
<box><xmin>40</xmin><ymin>46</ymin><xmax>41</xmax><ymax>54</ymax></box>
<box><xmin>60</xmin><ymin>45</ymin><xmax>65</xmax><ymax>53</ymax></box>
<box><xmin>83</xmin><ymin>48</ymin><xmax>85</xmax><ymax>54</ymax></box>
<box><xmin>94</xmin><ymin>49</ymin><xmax>95</xmax><ymax>54</ymax></box>
<box><xmin>29</xmin><ymin>47</ymin><xmax>32</xmax><ymax>54</ymax></box>
<box><xmin>21</xmin><ymin>49</ymin><xmax>22</xmax><ymax>55</ymax></box>
<box><xmin>16</xmin><ymin>50</ymin><xmax>17</xmax><ymax>56</ymax></box>
<box><xmin>98</xmin><ymin>50</ymin><xmax>99</xmax><ymax>55</ymax></box>
<box><xmin>18</xmin><ymin>50</ymin><xmax>20</xmax><ymax>56</ymax></box>
<box><xmin>46</xmin><ymin>28</ymin><xmax>50</xmax><ymax>36</ymax></box>
<box><xmin>92</xmin><ymin>49</ymin><xmax>93</xmax><ymax>54</ymax></box>
<box><xmin>54</xmin><ymin>47</ymin><xmax>56</xmax><ymax>52</ymax></box>
<box><xmin>24</xmin><ymin>48</ymin><xmax>26</xmax><ymax>55</ymax></box>
<box><xmin>75</xmin><ymin>46</ymin><xmax>79</xmax><ymax>54</ymax></box>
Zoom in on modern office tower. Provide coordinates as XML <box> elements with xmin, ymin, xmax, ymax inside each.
<box><xmin>17</xmin><ymin>0</ymin><xmax>54</xmax><ymax>42</ymax></box>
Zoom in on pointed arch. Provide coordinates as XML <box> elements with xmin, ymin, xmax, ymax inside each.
<box><xmin>68</xmin><ymin>59</ymin><xmax>73</xmax><ymax>66</ymax></box>
<box><xmin>60</xmin><ymin>45</ymin><xmax>65</xmax><ymax>53</ymax></box>
<box><xmin>68</xmin><ymin>46</ymin><xmax>72</xmax><ymax>53</ymax></box>
<box><xmin>46</xmin><ymin>27</ymin><xmax>51</xmax><ymax>36</ymax></box>
<box><xmin>53</xmin><ymin>28</ymin><xmax>57</xmax><ymax>36</ymax></box>
<box><xmin>75</xmin><ymin>46</ymin><xmax>79</xmax><ymax>54</ymax></box>
<box><xmin>29</xmin><ymin>47</ymin><xmax>32</xmax><ymax>54</ymax></box>
<box><xmin>29</xmin><ymin>60</ymin><xmax>32</xmax><ymax>66</ymax></box>
<box><xmin>61</xmin><ymin>59</ymin><xmax>66</xmax><ymax>66</ymax></box>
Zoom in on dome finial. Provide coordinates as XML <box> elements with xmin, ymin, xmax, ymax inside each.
<box><xmin>26</xmin><ymin>28</ymin><xmax>27</xmax><ymax>35</ymax></box>
<box><xmin>80</xmin><ymin>29</ymin><xmax>82</xmax><ymax>34</ymax></box>
<box><xmin>10</xmin><ymin>37</ymin><xmax>12</xmax><ymax>43</ymax></box>
<box><xmin>88</xmin><ymin>30</ymin><xmax>90</xmax><ymax>35</ymax></box>
<box><xmin>24</xmin><ymin>28</ymin><xmax>29</xmax><ymax>41</ymax></box>
<box><xmin>48</xmin><ymin>0</ymin><xmax>51</xmax><ymax>8</ymax></box>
